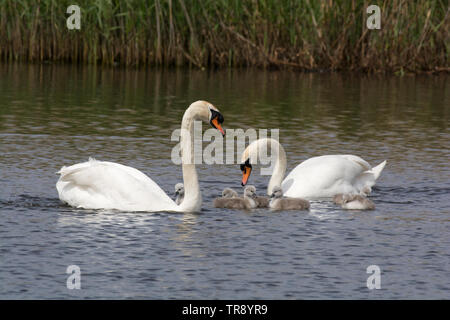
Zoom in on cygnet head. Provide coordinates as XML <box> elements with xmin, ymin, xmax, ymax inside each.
<box><xmin>270</xmin><ymin>186</ymin><xmax>283</xmax><ymax>199</ymax></box>
<box><xmin>174</xmin><ymin>183</ymin><xmax>184</xmax><ymax>196</ymax></box>
<box><xmin>244</xmin><ymin>185</ymin><xmax>257</xmax><ymax>198</ymax></box>
<box><xmin>222</xmin><ymin>188</ymin><xmax>238</xmax><ymax>198</ymax></box>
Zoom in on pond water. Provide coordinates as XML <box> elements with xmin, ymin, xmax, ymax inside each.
<box><xmin>0</xmin><ymin>64</ymin><xmax>449</xmax><ymax>299</ymax></box>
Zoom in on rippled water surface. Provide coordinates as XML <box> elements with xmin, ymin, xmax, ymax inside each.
<box><xmin>0</xmin><ymin>64</ymin><xmax>449</xmax><ymax>299</ymax></box>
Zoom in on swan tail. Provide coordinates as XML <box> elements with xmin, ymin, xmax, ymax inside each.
<box><xmin>354</xmin><ymin>160</ymin><xmax>387</xmax><ymax>195</ymax></box>
<box><xmin>56</xmin><ymin>166</ymin><xmax>66</xmax><ymax>175</ymax></box>
<box><xmin>58</xmin><ymin>161</ymin><xmax>112</xmax><ymax>191</ymax></box>
<box><xmin>56</xmin><ymin>158</ymin><xmax>106</xmax><ymax>205</ymax></box>
<box><xmin>370</xmin><ymin>160</ymin><xmax>387</xmax><ymax>181</ymax></box>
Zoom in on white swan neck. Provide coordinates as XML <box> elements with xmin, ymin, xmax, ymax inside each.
<box><xmin>179</xmin><ymin>164</ymin><xmax>201</xmax><ymax>212</ymax></box>
<box><xmin>264</xmin><ymin>139</ymin><xmax>287</xmax><ymax>195</ymax></box>
<box><xmin>178</xmin><ymin>103</ymin><xmax>205</xmax><ymax>212</ymax></box>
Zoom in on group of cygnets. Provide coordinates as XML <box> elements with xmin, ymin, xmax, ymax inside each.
<box><xmin>175</xmin><ymin>183</ymin><xmax>375</xmax><ymax>211</ymax></box>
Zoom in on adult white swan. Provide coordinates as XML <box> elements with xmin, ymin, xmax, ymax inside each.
<box><xmin>56</xmin><ymin>100</ymin><xmax>225</xmax><ymax>212</ymax></box>
<box><xmin>240</xmin><ymin>138</ymin><xmax>386</xmax><ymax>198</ymax></box>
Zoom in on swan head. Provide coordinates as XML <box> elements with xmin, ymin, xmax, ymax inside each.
<box><xmin>174</xmin><ymin>183</ymin><xmax>184</xmax><ymax>197</ymax></box>
<box><xmin>270</xmin><ymin>186</ymin><xmax>283</xmax><ymax>199</ymax></box>
<box><xmin>240</xmin><ymin>158</ymin><xmax>253</xmax><ymax>186</ymax></box>
<box><xmin>195</xmin><ymin>100</ymin><xmax>225</xmax><ymax>136</ymax></box>
<box><xmin>240</xmin><ymin>139</ymin><xmax>265</xmax><ymax>187</ymax></box>
<box><xmin>186</xmin><ymin>100</ymin><xmax>225</xmax><ymax>136</ymax></box>
<box><xmin>244</xmin><ymin>185</ymin><xmax>257</xmax><ymax>199</ymax></box>
<box><xmin>239</xmin><ymin>138</ymin><xmax>281</xmax><ymax>187</ymax></box>
<box><xmin>209</xmin><ymin>107</ymin><xmax>225</xmax><ymax>136</ymax></box>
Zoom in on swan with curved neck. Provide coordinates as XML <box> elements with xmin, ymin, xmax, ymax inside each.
<box><xmin>56</xmin><ymin>100</ymin><xmax>225</xmax><ymax>212</ymax></box>
<box><xmin>240</xmin><ymin>138</ymin><xmax>386</xmax><ymax>198</ymax></box>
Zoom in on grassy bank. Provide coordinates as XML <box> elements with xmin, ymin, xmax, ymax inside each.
<box><xmin>0</xmin><ymin>0</ymin><xmax>448</xmax><ymax>73</ymax></box>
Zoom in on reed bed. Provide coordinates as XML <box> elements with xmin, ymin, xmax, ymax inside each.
<box><xmin>0</xmin><ymin>0</ymin><xmax>448</xmax><ymax>72</ymax></box>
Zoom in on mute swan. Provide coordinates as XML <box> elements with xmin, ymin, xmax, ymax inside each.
<box><xmin>212</xmin><ymin>188</ymin><xmax>237</xmax><ymax>208</ymax></box>
<box><xmin>174</xmin><ymin>183</ymin><xmax>184</xmax><ymax>205</ymax></box>
<box><xmin>221</xmin><ymin>188</ymin><xmax>238</xmax><ymax>198</ymax></box>
<box><xmin>213</xmin><ymin>186</ymin><xmax>257</xmax><ymax>209</ymax></box>
<box><xmin>333</xmin><ymin>193</ymin><xmax>375</xmax><ymax>210</ymax></box>
<box><xmin>240</xmin><ymin>138</ymin><xmax>386</xmax><ymax>198</ymax></box>
<box><xmin>218</xmin><ymin>185</ymin><xmax>267</xmax><ymax>207</ymax></box>
<box><xmin>269</xmin><ymin>186</ymin><xmax>310</xmax><ymax>210</ymax></box>
<box><xmin>56</xmin><ymin>100</ymin><xmax>225</xmax><ymax>212</ymax></box>
<box><xmin>255</xmin><ymin>196</ymin><xmax>270</xmax><ymax>208</ymax></box>
<box><xmin>247</xmin><ymin>185</ymin><xmax>269</xmax><ymax>208</ymax></box>
<box><xmin>244</xmin><ymin>186</ymin><xmax>270</xmax><ymax>208</ymax></box>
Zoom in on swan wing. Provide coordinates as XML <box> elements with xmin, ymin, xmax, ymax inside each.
<box><xmin>282</xmin><ymin>155</ymin><xmax>374</xmax><ymax>198</ymax></box>
<box><xmin>56</xmin><ymin>158</ymin><xmax>178</xmax><ymax>212</ymax></box>
<box><xmin>339</xmin><ymin>154</ymin><xmax>371</xmax><ymax>171</ymax></box>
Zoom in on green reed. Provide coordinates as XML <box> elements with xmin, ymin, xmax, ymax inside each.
<box><xmin>0</xmin><ymin>0</ymin><xmax>448</xmax><ymax>72</ymax></box>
